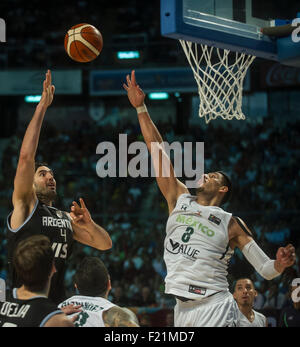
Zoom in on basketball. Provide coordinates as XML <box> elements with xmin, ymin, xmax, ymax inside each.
<box><xmin>64</xmin><ymin>23</ymin><xmax>103</xmax><ymax>63</ymax></box>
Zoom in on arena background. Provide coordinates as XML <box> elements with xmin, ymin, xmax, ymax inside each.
<box><xmin>0</xmin><ymin>0</ymin><xmax>299</xmax><ymax>327</ymax></box>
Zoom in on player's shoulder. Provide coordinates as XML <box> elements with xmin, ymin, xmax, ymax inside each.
<box><xmin>229</xmin><ymin>216</ymin><xmax>253</xmax><ymax>236</ymax></box>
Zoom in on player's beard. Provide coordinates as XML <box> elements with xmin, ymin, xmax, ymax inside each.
<box><xmin>195</xmin><ymin>186</ymin><xmax>205</xmax><ymax>195</ymax></box>
<box><xmin>34</xmin><ymin>184</ymin><xmax>57</xmax><ymax>205</ymax></box>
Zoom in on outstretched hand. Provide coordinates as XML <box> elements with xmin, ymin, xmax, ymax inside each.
<box><xmin>276</xmin><ymin>244</ymin><xmax>296</xmax><ymax>269</ymax></box>
<box><xmin>39</xmin><ymin>69</ymin><xmax>55</xmax><ymax>108</ymax></box>
<box><xmin>123</xmin><ymin>70</ymin><xmax>145</xmax><ymax>108</ymax></box>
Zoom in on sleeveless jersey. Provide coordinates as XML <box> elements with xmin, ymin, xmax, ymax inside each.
<box><xmin>0</xmin><ymin>290</ymin><xmax>62</xmax><ymax>327</ymax></box>
<box><xmin>239</xmin><ymin>310</ymin><xmax>267</xmax><ymax>327</ymax></box>
<box><xmin>164</xmin><ymin>194</ymin><xmax>234</xmax><ymax>300</ymax></box>
<box><xmin>6</xmin><ymin>199</ymin><xmax>74</xmax><ymax>304</ymax></box>
<box><xmin>58</xmin><ymin>295</ymin><xmax>116</xmax><ymax>327</ymax></box>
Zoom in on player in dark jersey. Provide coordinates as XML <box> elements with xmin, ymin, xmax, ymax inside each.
<box><xmin>6</xmin><ymin>70</ymin><xmax>112</xmax><ymax>304</ymax></box>
<box><xmin>0</xmin><ymin>235</ymin><xmax>76</xmax><ymax>327</ymax></box>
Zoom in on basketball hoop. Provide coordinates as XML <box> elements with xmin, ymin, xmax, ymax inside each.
<box><xmin>180</xmin><ymin>40</ymin><xmax>256</xmax><ymax>123</ymax></box>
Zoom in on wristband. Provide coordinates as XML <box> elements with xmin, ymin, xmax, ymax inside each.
<box><xmin>136</xmin><ymin>105</ymin><xmax>148</xmax><ymax>114</ymax></box>
<box><xmin>242</xmin><ymin>240</ymin><xmax>281</xmax><ymax>280</ymax></box>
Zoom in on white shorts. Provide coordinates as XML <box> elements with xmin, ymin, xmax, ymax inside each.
<box><xmin>174</xmin><ymin>291</ymin><xmax>241</xmax><ymax>327</ymax></box>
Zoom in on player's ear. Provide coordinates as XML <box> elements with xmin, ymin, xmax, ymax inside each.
<box><xmin>107</xmin><ymin>278</ymin><xmax>112</xmax><ymax>294</ymax></box>
<box><xmin>50</xmin><ymin>261</ymin><xmax>57</xmax><ymax>277</ymax></box>
<box><xmin>219</xmin><ymin>185</ymin><xmax>228</xmax><ymax>194</ymax></box>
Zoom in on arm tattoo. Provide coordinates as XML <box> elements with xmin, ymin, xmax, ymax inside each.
<box><xmin>103</xmin><ymin>306</ymin><xmax>139</xmax><ymax>327</ymax></box>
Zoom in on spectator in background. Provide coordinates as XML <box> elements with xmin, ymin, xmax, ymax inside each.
<box><xmin>165</xmin><ymin>311</ymin><xmax>174</xmax><ymax>327</ymax></box>
<box><xmin>139</xmin><ymin>313</ymin><xmax>152</xmax><ymax>327</ymax></box>
<box><xmin>133</xmin><ymin>285</ymin><xmax>157</xmax><ymax>307</ymax></box>
<box><xmin>279</xmin><ymin>281</ymin><xmax>300</xmax><ymax>327</ymax></box>
<box><xmin>253</xmin><ymin>280</ymin><xmax>267</xmax><ymax>310</ymax></box>
<box><xmin>110</xmin><ymin>285</ymin><xmax>131</xmax><ymax>307</ymax></box>
<box><xmin>263</xmin><ymin>282</ymin><xmax>286</xmax><ymax>310</ymax></box>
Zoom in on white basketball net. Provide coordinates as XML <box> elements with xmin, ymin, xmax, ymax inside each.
<box><xmin>180</xmin><ymin>40</ymin><xmax>256</xmax><ymax>123</ymax></box>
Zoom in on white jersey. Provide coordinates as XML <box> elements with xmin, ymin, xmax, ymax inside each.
<box><xmin>239</xmin><ymin>310</ymin><xmax>267</xmax><ymax>327</ymax></box>
<box><xmin>58</xmin><ymin>295</ymin><xmax>116</xmax><ymax>327</ymax></box>
<box><xmin>164</xmin><ymin>194</ymin><xmax>234</xmax><ymax>300</ymax></box>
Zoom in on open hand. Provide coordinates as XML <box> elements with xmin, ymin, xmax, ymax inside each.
<box><xmin>123</xmin><ymin>70</ymin><xmax>145</xmax><ymax>108</ymax></box>
<box><xmin>39</xmin><ymin>69</ymin><xmax>55</xmax><ymax>108</ymax></box>
<box><xmin>60</xmin><ymin>303</ymin><xmax>82</xmax><ymax>315</ymax></box>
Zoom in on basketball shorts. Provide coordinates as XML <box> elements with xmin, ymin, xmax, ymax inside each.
<box><xmin>174</xmin><ymin>291</ymin><xmax>241</xmax><ymax>327</ymax></box>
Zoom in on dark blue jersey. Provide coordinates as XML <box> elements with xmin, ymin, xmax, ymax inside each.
<box><xmin>6</xmin><ymin>200</ymin><xmax>74</xmax><ymax>304</ymax></box>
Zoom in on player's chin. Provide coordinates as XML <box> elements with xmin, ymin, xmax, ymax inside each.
<box><xmin>45</xmin><ymin>189</ymin><xmax>57</xmax><ymax>201</ymax></box>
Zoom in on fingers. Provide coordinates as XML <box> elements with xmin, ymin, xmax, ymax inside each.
<box><xmin>70</xmin><ymin>314</ymin><xmax>80</xmax><ymax>323</ymax></box>
<box><xmin>280</xmin><ymin>244</ymin><xmax>296</xmax><ymax>266</ymax></box>
<box><xmin>72</xmin><ymin>201</ymin><xmax>81</xmax><ymax>210</ymax></box>
<box><xmin>124</xmin><ymin>71</ymin><xmax>138</xmax><ymax>89</ymax></box>
<box><xmin>126</xmin><ymin>74</ymin><xmax>131</xmax><ymax>86</ymax></box>
<box><xmin>48</xmin><ymin>69</ymin><xmax>52</xmax><ymax>86</ymax></box>
<box><xmin>131</xmin><ymin>70</ymin><xmax>137</xmax><ymax>86</ymax></box>
<box><xmin>61</xmin><ymin>304</ymin><xmax>82</xmax><ymax>314</ymax></box>
<box><xmin>79</xmin><ymin>198</ymin><xmax>86</xmax><ymax>209</ymax></box>
<box><xmin>70</xmin><ymin>211</ymin><xmax>84</xmax><ymax>223</ymax></box>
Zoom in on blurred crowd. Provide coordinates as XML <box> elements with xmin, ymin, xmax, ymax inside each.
<box><xmin>0</xmin><ymin>108</ymin><xmax>299</xmax><ymax>326</ymax></box>
<box><xmin>0</xmin><ymin>0</ymin><xmax>180</xmax><ymax>69</ymax></box>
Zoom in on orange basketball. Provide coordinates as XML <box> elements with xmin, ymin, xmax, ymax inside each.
<box><xmin>64</xmin><ymin>23</ymin><xmax>103</xmax><ymax>63</ymax></box>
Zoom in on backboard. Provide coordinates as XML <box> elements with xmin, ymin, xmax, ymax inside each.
<box><xmin>161</xmin><ymin>0</ymin><xmax>300</xmax><ymax>65</ymax></box>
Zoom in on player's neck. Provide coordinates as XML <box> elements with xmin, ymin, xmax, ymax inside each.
<box><xmin>196</xmin><ymin>194</ymin><xmax>221</xmax><ymax>207</ymax></box>
<box><xmin>239</xmin><ymin>304</ymin><xmax>254</xmax><ymax>322</ymax></box>
<box><xmin>16</xmin><ymin>285</ymin><xmax>49</xmax><ymax>300</ymax></box>
<box><xmin>39</xmin><ymin>197</ymin><xmax>53</xmax><ymax>207</ymax></box>
<box><xmin>36</xmin><ymin>192</ymin><xmax>55</xmax><ymax>207</ymax></box>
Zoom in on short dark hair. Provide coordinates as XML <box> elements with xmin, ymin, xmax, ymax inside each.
<box><xmin>74</xmin><ymin>257</ymin><xmax>109</xmax><ymax>297</ymax></box>
<box><xmin>217</xmin><ymin>171</ymin><xmax>232</xmax><ymax>205</ymax></box>
<box><xmin>13</xmin><ymin>235</ymin><xmax>54</xmax><ymax>292</ymax></box>
<box><xmin>35</xmin><ymin>162</ymin><xmax>51</xmax><ymax>172</ymax></box>
<box><xmin>232</xmin><ymin>278</ymin><xmax>254</xmax><ymax>292</ymax></box>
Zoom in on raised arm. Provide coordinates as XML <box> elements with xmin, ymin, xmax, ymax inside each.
<box><xmin>229</xmin><ymin>217</ymin><xmax>296</xmax><ymax>280</ymax></box>
<box><xmin>123</xmin><ymin>70</ymin><xmax>188</xmax><ymax>213</ymax></box>
<box><xmin>10</xmin><ymin>70</ymin><xmax>55</xmax><ymax>229</ymax></box>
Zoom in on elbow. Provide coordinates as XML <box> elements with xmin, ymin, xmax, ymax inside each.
<box><xmin>98</xmin><ymin>238</ymin><xmax>112</xmax><ymax>251</ymax></box>
<box><xmin>105</xmin><ymin>239</ymin><xmax>113</xmax><ymax>250</ymax></box>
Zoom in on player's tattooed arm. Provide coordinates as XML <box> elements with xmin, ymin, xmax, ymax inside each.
<box><xmin>103</xmin><ymin>306</ymin><xmax>140</xmax><ymax>327</ymax></box>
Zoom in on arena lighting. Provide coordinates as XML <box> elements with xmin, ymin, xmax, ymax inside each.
<box><xmin>117</xmin><ymin>51</ymin><xmax>140</xmax><ymax>60</ymax></box>
<box><xmin>24</xmin><ymin>95</ymin><xmax>42</xmax><ymax>103</ymax></box>
<box><xmin>148</xmin><ymin>92</ymin><xmax>169</xmax><ymax>100</ymax></box>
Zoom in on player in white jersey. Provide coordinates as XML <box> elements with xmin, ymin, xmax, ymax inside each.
<box><xmin>233</xmin><ymin>278</ymin><xmax>267</xmax><ymax>327</ymax></box>
<box><xmin>123</xmin><ymin>70</ymin><xmax>296</xmax><ymax>327</ymax></box>
<box><xmin>59</xmin><ymin>257</ymin><xmax>139</xmax><ymax>327</ymax></box>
